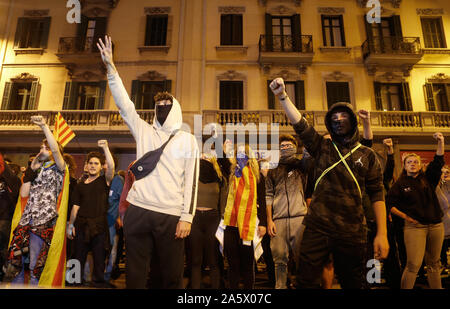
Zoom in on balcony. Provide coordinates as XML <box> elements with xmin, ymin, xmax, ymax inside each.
<box><xmin>258</xmin><ymin>35</ymin><xmax>314</xmax><ymax>71</ymax></box>
<box><xmin>55</xmin><ymin>37</ymin><xmax>102</xmax><ymax>63</ymax></box>
<box><xmin>362</xmin><ymin>37</ymin><xmax>423</xmax><ymax>75</ymax></box>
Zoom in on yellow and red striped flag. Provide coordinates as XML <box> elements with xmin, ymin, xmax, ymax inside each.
<box><xmin>53</xmin><ymin>112</ymin><xmax>75</xmax><ymax>147</ymax></box>
<box><xmin>223</xmin><ymin>165</ymin><xmax>258</xmax><ymax>242</ymax></box>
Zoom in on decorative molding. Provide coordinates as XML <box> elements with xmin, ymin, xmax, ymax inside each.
<box><xmin>366</xmin><ymin>65</ymin><xmax>377</xmax><ymax>76</ymax></box>
<box><xmin>324</xmin><ymin>71</ymin><xmax>351</xmax><ymax>81</ymax></box>
<box><xmin>318</xmin><ymin>7</ymin><xmax>345</xmax><ymax>14</ymax></box>
<box><xmin>259</xmin><ymin>0</ymin><xmax>301</xmax><ymax>6</ymax></box>
<box><xmin>71</xmin><ymin>70</ymin><xmax>104</xmax><ymax>82</ymax></box>
<box><xmin>137</xmin><ymin>70</ymin><xmax>167</xmax><ymax>81</ymax></box>
<box><xmin>215</xmin><ymin>46</ymin><xmax>248</xmax><ymax>53</ymax></box>
<box><xmin>401</xmin><ymin>65</ymin><xmax>414</xmax><ymax>77</ymax></box>
<box><xmin>319</xmin><ymin>46</ymin><xmax>351</xmax><ymax>53</ymax></box>
<box><xmin>10</xmin><ymin>73</ymin><xmax>39</xmax><ymax>82</ymax></box>
<box><xmin>375</xmin><ymin>71</ymin><xmax>404</xmax><ymax>82</ymax></box>
<box><xmin>426</xmin><ymin>73</ymin><xmax>450</xmax><ymax>83</ymax></box>
<box><xmin>23</xmin><ymin>10</ymin><xmax>49</xmax><ymax>17</ymax></box>
<box><xmin>423</xmin><ymin>48</ymin><xmax>450</xmax><ymax>54</ymax></box>
<box><xmin>80</xmin><ymin>0</ymin><xmax>120</xmax><ymax>9</ymax></box>
<box><xmin>216</xmin><ymin>70</ymin><xmax>246</xmax><ymax>81</ymax></box>
<box><xmin>218</xmin><ymin>7</ymin><xmax>245</xmax><ymax>14</ymax></box>
<box><xmin>416</xmin><ymin>8</ymin><xmax>444</xmax><ymax>15</ymax></box>
<box><xmin>145</xmin><ymin>7</ymin><xmax>171</xmax><ymax>15</ymax></box>
<box><xmin>357</xmin><ymin>0</ymin><xmax>401</xmax><ymax>8</ymax></box>
<box><xmin>13</xmin><ymin>48</ymin><xmax>45</xmax><ymax>56</ymax></box>
<box><xmin>138</xmin><ymin>46</ymin><xmax>170</xmax><ymax>54</ymax></box>
<box><xmin>82</xmin><ymin>6</ymin><xmax>110</xmax><ymax>17</ymax></box>
<box><xmin>268</xmin><ymin>5</ymin><xmax>296</xmax><ymax>15</ymax></box>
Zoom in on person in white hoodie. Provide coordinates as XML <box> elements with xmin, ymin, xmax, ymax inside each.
<box><xmin>97</xmin><ymin>36</ymin><xmax>199</xmax><ymax>289</ymax></box>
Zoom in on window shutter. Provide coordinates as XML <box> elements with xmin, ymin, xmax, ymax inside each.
<box><xmin>29</xmin><ymin>81</ymin><xmax>39</xmax><ymax>110</ymax></box>
<box><xmin>265</xmin><ymin>14</ymin><xmax>273</xmax><ymax>51</ymax></box>
<box><xmin>295</xmin><ymin>80</ymin><xmax>305</xmax><ymax>110</ymax></box>
<box><xmin>76</xmin><ymin>15</ymin><xmax>89</xmax><ymax>51</ymax></box>
<box><xmin>374</xmin><ymin>82</ymin><xmax>383</xmax><ymax>110</ymax></box>
<box><xmin>339</xmin><ymin>15</ymin><xmax>346</xmax><ymax>47</ymax></box>
<box><xmin>164</xmin><ymin>80</ymin><xmax>172</xmax><ymax>93</ymax></box>
<box><xmin>391</xmin><ymin>15</ymin><xmax>403</xmax><ymax>38</ymax></box>
<box><xmin>232</xmin><ymin>15</ymin><xmax>243</xmax><ymax>45</ymax></box>
<box><xmin>220</xmin><ymin>15</ymin><xmax>231</xmax><ymax>45</ymax></box>
<box><xmin>401</xmin><ymin>82</ymin><xmax>412</xmax><ymax>111</ymax></box>
<box><xmin>97</xmin><ymin>81</ymin><xmax>107</xmax><ymax>109</ymax></box>
<box><xmin>424</xmin><ymin>83</ymin><xmax>436</xmax><ymax>111</ymax></box>
<box><xmin>14</xmin><ymin>18</ymin><xmax>27</xmax><ymax>48</ymax></box>
<box><xmin>131</xmin><ymin>80</ymin><xmax>142</xmax><ymax>108</ymax></box>
<box><xmin>93</xmin><ymin>17</ymin><xmax>108</xmax><ymax>52</ymax></box>
<box><xmin>364</xmin><ymin>16</ymin><xmax>373</xmax><ymax>42</ymax></box>
<box><xmin>267</xmin><ymin>80</ymin><xmax>275</xmax><ymax>109</ymax></box>
<box><xmin>291</xmin><ymin>14</ymin><xmax>301</xmax><ymax>52</ymax></box>
<box><xmin>63</xmin><ymin>82</ymin><xmax>78</xmax><ymax>110</ymax></box>
<box><xmin>321</xmin><ymin>15</ymin><xmax>327</xmax><ymax>46</ymax></box>
<box><xmin>40</xmin><ymin>17</ymin><xmax>51</xmax><ymax>49</ymax></box>
<box><xmin>1</xmin><ymin>82</ymin><xmax>12</xmax><ymax>110</ymax></box>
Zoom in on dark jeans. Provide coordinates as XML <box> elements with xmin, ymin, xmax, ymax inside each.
<box><xmin>441</xmin><ymin>238</ymin><xmax>449</xmax><ymax>268</ymax></box>
<box><xmin>73</xmin><ymin>228</ymin><xmax>107</xmax><ymax>284</ymax></box>
<box><xmin>224</xmin><ymin>226</ymin><xmax>255</xmax><ymax>289</ymax></box>
<box><xmin>187</xmin><ymin>209</ymin><xmax>221</xmax><ymax>289</ymax></box>
<box><xmin>0</xmin><ymin>220</ymin><xmax>11</xmax><ymax>275</ymax></box>
<box><xmin>296</xmin><ymin>227</ymin><xmax>367</xmax><ymax>289</ymax></box>
<box><xmin>123</xmin><ymin>205</ymin><xmax>184</xmax><ymax>289</ymax></box>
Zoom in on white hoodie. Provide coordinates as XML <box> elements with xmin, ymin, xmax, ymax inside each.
<box><xmin>108</xmin><ymin>72</ymin><xmax>199</xmax><ymax>223</ymax></box>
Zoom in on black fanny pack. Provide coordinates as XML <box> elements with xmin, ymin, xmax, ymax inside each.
<box><xmin>130</xmin><ymin>131</ymin><xmax>178</xmax><ymax>181</ymax></box>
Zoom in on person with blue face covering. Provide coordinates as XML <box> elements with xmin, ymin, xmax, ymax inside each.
<box><xmin>222</xmin><ymin>144</ymin><xmax>267</xmax><ymax>289</ymax></box>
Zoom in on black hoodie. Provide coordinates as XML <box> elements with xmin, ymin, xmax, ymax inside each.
<box><xmin>292</xmin><ymin>103</ymin><xmax>384</xmax><ymax>243</ymax></box>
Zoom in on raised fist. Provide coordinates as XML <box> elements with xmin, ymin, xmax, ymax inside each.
<box><xmin>358</xmin><ymin>109</ymin><xmax>370</xmax><ymax>121</ymax></box>
<box><xmin>269</xmin><ymin>78</ymin><xmax>286</xmax><ymax>97</ymax></box>
<box><xmin>433</xmin><ymin>132</ymin><xmax>444</xmax><ymax>142</ymax></box>
<box><xmin>31</xmin><ymin>115</ymin><xmax>46</xmax><ymax>127</ymax></box>
<box><xmin>98</xmin><ymin>139</ymin><xmax>108</xmax><ymax>148</ymax></box>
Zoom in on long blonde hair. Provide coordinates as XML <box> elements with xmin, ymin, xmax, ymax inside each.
<box><xmin>228</xmin><ymin>143</ymin><xmax>260</xmax><ymax>183</ymax></box>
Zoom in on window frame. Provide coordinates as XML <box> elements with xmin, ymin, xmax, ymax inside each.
<box><xmin>321</xmin><ymin>15</ymin><xmax>346</xmax><ymax>47</ymax></box>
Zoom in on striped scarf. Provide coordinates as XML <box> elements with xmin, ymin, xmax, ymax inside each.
<box><xmin>223</xmin><ymin>165</ymin><xmax>257</xmax><ymax>242</ymax></box>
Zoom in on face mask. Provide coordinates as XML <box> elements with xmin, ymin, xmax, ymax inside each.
<box><xmin>156</xmin><ymin>104</ymin><xmax>172</xmax><ymax>126</ymax></box>
<box><xmin>280</xmin><ymin>147</ymin><xmax>297</xmax><ymax>160</ymax></box>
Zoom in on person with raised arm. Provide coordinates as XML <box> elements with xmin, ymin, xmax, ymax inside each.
<box><xmin>97</xmin><ymin>36</ymin><xmax>199</xmax><ymax>289</ymax></box>
<box><xmin>269</xmin><ymin>78</ymin><xmax>389</xmax><ymax>289</ymax></box>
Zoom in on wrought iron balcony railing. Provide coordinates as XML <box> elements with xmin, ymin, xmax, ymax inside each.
<box><xmin>259</xmin><ymin>35</ymin><xmax>313</xmax><ymax>53</ymax></box>
<box><xmin>362</xmin><ymin>37</ymin><xmax>422</xmax><ymax>59</ymax></box>
<box><xmin>57</xmin><ymin>37</ymin><xmax>99</xmax><ymax>54</ymax></box>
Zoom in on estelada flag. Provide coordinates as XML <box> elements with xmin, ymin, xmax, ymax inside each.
<box><xmin>53</xmin><ymin>112</ymin><xmax>75</xmax><ymax>147</ymax></box>
<box><xmin>9</xmin><ymin>164</ymin><xmax>70</xmax><ymax>287</ymax></box>
<box><xmin>223</xmin><ymin>165</ymin><xmax>258</xmax><ymax>242</ymax></box>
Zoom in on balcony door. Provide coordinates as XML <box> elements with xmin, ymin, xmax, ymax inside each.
<box><xmin>77</xmin><ymin>16</ymin><xmax>107</xmax><ymax>52</ymax></box>
<box><xmin>265</xmin><ymin>14</ymin><xmax>301</xmax><ymax>52</ymax></box>
<box><xmin>365</xmin><ymin>16</ymin><xmax>402</xmax><ymax>53</ymax></box>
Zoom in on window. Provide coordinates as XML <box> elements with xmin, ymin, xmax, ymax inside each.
<box><xmin>14</xmin><ymin>17</ymin><xmax>51</xmax><ymax>49</ymax></box>
<box><xmin>268</xmin><ymin>80</ymin><xmax>305</xmax><ymax>110</ymax></box>
<box><xmin>1</xmin><ymin>81</ymin><xmax>39</xmax><ymax>110</ymax></box>
<box><xmin>265</xmin><ymin>14</ymin><xmax>301</xmax><ymax>52</ymax></box>
<box><xmin>364</xmin><ymin>15</ymin><xmax>402</xmax><ymax>53</ymax></box>
<box><xmin>321</xmin><ymin>15</ymin><xmax>345</xmax><ymax>47</ymax></box>
<box><xmin>220</xmin><ymin>81</ymin><xmax>243</xmax><ymax>109</ymax></box>
<box><xmin>77</xmin><ymin>16</ymin><xmax>108</xmax><ymax>52</ymax></box>
<box><xmin>326</xmin><ymin>82</ymin><xmax>350</xmax><ymax>109</ymax></box>
<box><xmin>62</xmin><ymin>81</ymin><xmax>107</xmax><ymax>110</ymax></box>
<box><xmin>131</xmin><ymin>80</ymin><xmax>172</xmax><ymax>109</ymax></box>
<box><xmin>145</xmin><ymin>15</ymin><xmax>168</xmax><ymax>46</ymax></box>
<box><xmin>421</xmin><ymin>18</ymin><xmax>446</xmax><ymax>49</ymax></box>
<box><xmin>374</xmin><ymin>82</ymin><xmax>412</xmax><ymax>111</ymax></box>
<box><xmin>424</xmin><ymin>83</ymin><xmax>450</xmax><ymax>111</ymax></box>
<box><xmin>220</xmin><ymin>14</ymin><xmax>243</xmax><ymax>46</ymax></box>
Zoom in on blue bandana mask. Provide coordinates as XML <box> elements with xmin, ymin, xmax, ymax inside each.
<box><xmin>235</xmin><ymin>154</ymin><xmax>249</xmax><ymax>177</ymax></box>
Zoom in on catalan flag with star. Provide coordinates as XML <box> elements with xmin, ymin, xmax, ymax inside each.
<box><xmin>53</xmin><ymin>112</ymin><xmax>75</xmax><ymax>147</ymax></box>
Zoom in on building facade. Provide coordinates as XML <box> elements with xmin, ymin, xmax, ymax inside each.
<box><xmin>0</xmin><ymin>0</ymin><xmax>449</xmax><ymax>175</ymax></box>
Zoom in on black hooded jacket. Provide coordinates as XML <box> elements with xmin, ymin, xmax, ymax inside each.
<box><xmin>293</xmin><ymin>103</ymin><xmax>384</xmax><ymax>243</ymax></box>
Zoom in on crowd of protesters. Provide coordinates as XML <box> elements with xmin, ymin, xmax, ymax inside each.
<box><xmin>0</xmin><ymin>35</ymin><xmax>447</xmax><ymax>289</ymax></box>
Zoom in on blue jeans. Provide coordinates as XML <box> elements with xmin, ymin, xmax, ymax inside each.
<box><xmin>12</xmin><ymin>231</ymin><xmax>44</xmax><ymax>285</ymax></box>
<box><xmin>104</xmin><ymin>225</ymin><xmax>117</xmax><ymax>281</ymax></box>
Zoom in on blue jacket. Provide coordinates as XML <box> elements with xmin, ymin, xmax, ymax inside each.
<box><xmin>108</xmin><ymin>174</ymin><xmax>124</xmax><ymax>227</ymax></box>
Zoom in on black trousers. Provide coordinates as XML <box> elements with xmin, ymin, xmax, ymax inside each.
<box><xmin>224</xmin><ymin>226</ymin><xmax>255</xmax><ymax>289</ymax></box>
<box><xmin>123</xmin><ymin>205</ymin><xmax>184</xmax><ymax>289</ymax></box>
<box><xmin>187</xmin><ymin>209</ymin><xmax>221</xmax><ymax>289</ymax></box>
<box><xmin>296</xmin><ymin>227</ymin><xmax>367</xmax><ymax>289</ymax></box>
<box><xmin>73</xmin><ymin>228</ymin><xmax>107</xmax><ymax>284</ymax></box>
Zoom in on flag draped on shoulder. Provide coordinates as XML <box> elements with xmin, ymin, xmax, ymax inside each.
<box><xmin>223</xmin><ymin>165</ymin><xmax>258</xmax><ymax>242</ymax></box>
<box><xmin>53</xmin><ymin>112</ymin><xmax>75</xmax><ymax>147</ymax></box>
<box><xmin>8</xmin><ymin>165</ymin><xmax>70</xmax><ymax>287</ymax></box>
